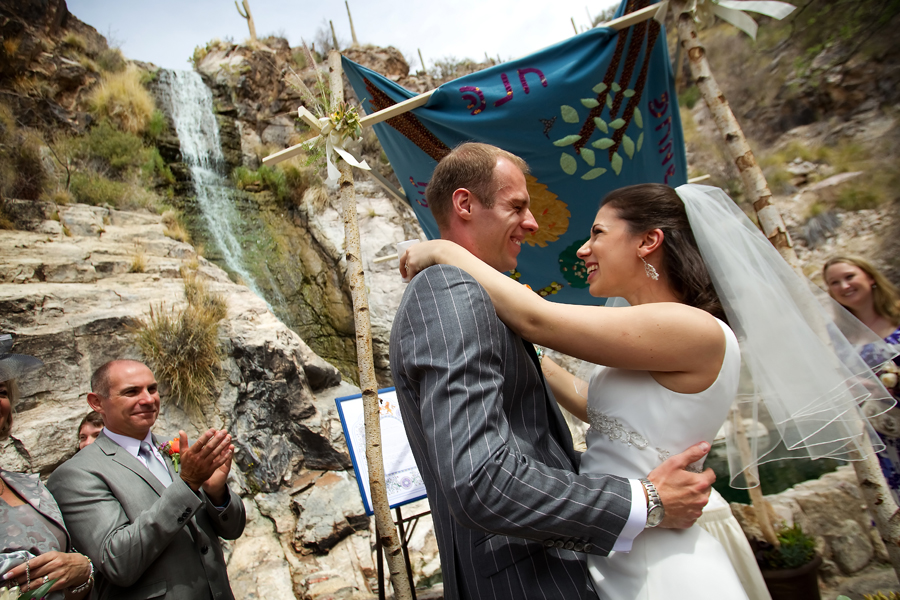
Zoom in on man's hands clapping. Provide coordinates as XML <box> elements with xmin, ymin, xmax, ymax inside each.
<box><xmin>178</xmin><ymin>428</ymin><xmax>234</xmax><ymax>505</ymax></box>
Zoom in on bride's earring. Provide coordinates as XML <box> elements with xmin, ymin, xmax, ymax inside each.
<box><xmin>640</xmin><ymin>255</ymin><xmax>659</xmax><ymax>281</ymax></box>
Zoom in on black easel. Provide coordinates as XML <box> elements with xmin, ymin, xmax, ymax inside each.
<box><xmin>374</xmin><ymin>505</ymin><xmax>431</xmax><ymax>600</ymax></box>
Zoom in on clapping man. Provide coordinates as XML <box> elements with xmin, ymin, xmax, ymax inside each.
<box><xmin>48</xmin><ymin>360</ymin><xmax>245</xmax><ymax>600</ymax></box>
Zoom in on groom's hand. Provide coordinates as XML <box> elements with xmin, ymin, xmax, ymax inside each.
<box><xmin>647</xmin><ymin>441</ymin><xmax>714</xmax><ymax>529</ymax></box>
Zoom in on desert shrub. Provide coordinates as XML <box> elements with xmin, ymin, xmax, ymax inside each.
<box><xmin>97</xmin><ymin>47</ymin><xmax>126</xmax><ymax>73</ymax></box>
<box><xmin>130</xmin><ymin>249</ymin><xmax>147</xmax><ymax>273</ymax></box>
<box><xmin>131</xmin><ymin>275</ymin><xmax>226</xmax><ymax>414</ymax></box>
<box><xmin>145</xmin><ymin>110</ymin><xmax>167</xmax><ymax>142</ymax></box>
<box><xmin>257</xmin><ymin>165</ymin><xmax>288</xmax><ymax>201</ymax></box>
<box><xmin>60</xmin><ymin>32</ymin><xmax>87</xmax><ymax>54</ymax></box>
<box><xmin>69</xmin><ymin>172</ymin><xmax>130</xmax><ymax>206</ymax></box>
<box><xmin>8</xmin><ymin>130</ymin><xmax>48</xmax><ymax>200</ymax></box>
<box><xmin>79</xmin><ymin>120</ymin><xmax>149</xmax><ymax>174</ymax></box>
<box><xmin>283</xmin><ymin>164</ymin><xmax>319</xmax><ymax>205</ymax></box>
<box><xmin>88</xmin><ymin>66</ymin><xmax>156</xmax><ymax>134</ymax></box>
<box><xmin>161</xmin><ymin>208</ymin><xmax>190</xmax><ymax>243</ymax></box>
<box><xmin>231</xmin><ymin>165</ymin><xmax>259</xmax><ymax>189</ymax></box>
<box><xmin>142</xmin><ymin>147</ymin><xmax>175</xmax><ymax>185</ymax></box>
<box><xmin>231</xmin><ymin>165</ymin><xmax>289</xmax><ymax>201</ymax></box>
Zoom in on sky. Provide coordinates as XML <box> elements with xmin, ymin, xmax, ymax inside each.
<box><xmin>66</xmin><ymin>0</ymin><xmax>622</xmax><ymax>72</ymax></box>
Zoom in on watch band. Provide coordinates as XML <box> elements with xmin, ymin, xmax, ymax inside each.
<box><xmin>639</xmin><ymin>478</ymin><xmax>664</xmax><ymax>528</ymax></box>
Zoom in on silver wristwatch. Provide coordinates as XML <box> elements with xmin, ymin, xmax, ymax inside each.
<box><xmin>639</xmin><ymin>478</ymin><xmax>664</xmax><ymax>528</ymax></box>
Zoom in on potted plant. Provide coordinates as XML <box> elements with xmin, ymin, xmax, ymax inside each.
<box><xmin>755</xmin><ymin>523</ymin><xmax>822</xmax><ymax>600</ymax></box>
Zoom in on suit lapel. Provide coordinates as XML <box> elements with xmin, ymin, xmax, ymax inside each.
<box><xmin>521</xmin><ymin>339</ymin><xmax>580</xmax><ymax>468</ymax></box>
<box><xmin>96</xmin><ymin>432</ymin><xmax>168</xmax><ymax>497</ymax></box>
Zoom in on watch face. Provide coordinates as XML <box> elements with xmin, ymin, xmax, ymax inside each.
<box><xmin>647</xmin><ymin>505</ymin><xmax>665</xmax><ymax>527</ymax></box>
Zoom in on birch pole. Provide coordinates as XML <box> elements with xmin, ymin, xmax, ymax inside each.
<box><xmin>328</xmin><ymin>51</ymin><xmax>412</xmax><ymax>600</ymax></box>
<box><xmin>669</xmin><ymin>0</ymin><xmax>900</xmax><ymax>576</ymax></box>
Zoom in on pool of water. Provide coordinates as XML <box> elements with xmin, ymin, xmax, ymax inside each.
<box><xmin>705</xmin><ymin>441</ymin><xmax>843</xmax><ymax>504</ymax></box>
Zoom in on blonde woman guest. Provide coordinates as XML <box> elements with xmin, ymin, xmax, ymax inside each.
<box><xmin>824</xmin><ymin>256</ymin><xmax>900</xmax><ymax>503</ymax></box>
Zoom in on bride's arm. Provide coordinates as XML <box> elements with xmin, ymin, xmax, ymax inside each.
<box><xmin>401</xmin><ymin>240</ymin><xmax>723</xmax><ymax>374</ymax></box>
<box><xmin>541</xmin><ymin>357</ymin><xmax>588</xmax><ymax>423</ymax></box>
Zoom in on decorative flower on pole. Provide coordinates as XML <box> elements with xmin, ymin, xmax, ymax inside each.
<box><xmin>297</xmin><ymin>102</ymin><xmax>371</xmax><ymax>186</ymax></box>
<box><xmin>691</xmin><ymin>0</ymin><xmax>795</xmax><ymax>39</ymax></box>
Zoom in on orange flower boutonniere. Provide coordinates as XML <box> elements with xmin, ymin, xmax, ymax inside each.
<box><xmin>158</xmin><ymin>437</ymin><xmax>181</xmax><ymax>472</ymax></box>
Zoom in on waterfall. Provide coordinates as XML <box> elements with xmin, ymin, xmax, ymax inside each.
<box><xmin>158</xmin><ymin>70</ymin><xmax>281</xmax><ymax>305</ymax></box>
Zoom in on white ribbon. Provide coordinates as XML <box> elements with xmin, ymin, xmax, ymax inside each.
<box><xmin>707</xmin><ymin>0</ymin><xmax>796</xmax><ymax>40</ymax></box>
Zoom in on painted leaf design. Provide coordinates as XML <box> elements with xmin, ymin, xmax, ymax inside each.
<box><xmin>634</xmin><ymin>107</ymin><xmax>643</xmax><ymax>129</ymax></box>
<box><xmin>611</xmin><ymin>82</ymin><xmax>621</xmax><ymax>92</ymax></box>
<box><xmin>591</xmin><ymin>138</ymin><xmax>615</xmax><ymax>149</ymax></box>
<box><xmin>581</xmin><ymin>148</ymin><xmax>596</xmax><ymax>166</ymax></box>
<box><xmin>606</xmin><ymin>94</ymin><xmax>613</xmax><ymax>109</ymax></box>
<box><xmin>609</xmin><ymin>118</ymin><xmax>626</xmax><ymax>130</ymax></box>
<box><xmin>622</xmin><ymin>135</ymin><xmax>635</xmax><ymax>159</ymax></box>
<box><xmin>611</xmin><ymin>152</ymin><xmax>623</xmax><ymax>175</ymax></box>
<box><xmin>593</xmin><ymin>117</ymin><xmax>608</xmax><ymax>134</ymax></box>
<box><xmin>592</xmin><ymin>82</ymin><xmax>607</xmax><ymax>94</ymax></box>
<box><xmin>581</xmin><ymin>98</ymin><xmax>600</xmax><ymax>108</ymax></box>
<box><xmin>623</xmin><ymin>89</ymin><xmax>635</xmax><ymax>98</ymax></box>
<box><xmin>637</xmin><ymin>132</ymin><xmax>644</xmax><ymax>152</ymax></box>
<box><xmin>561</xmin><ymin>105</ymin><xmax>579</xmax><ymax>123</ymax></box>
<box><xmin>581</xmin><ymin>168</ymin><xmax>607</xmax><ymax>180</ymax></box>
<box><xmin>553</xmin><ymin>135</ymin><xmax>582</xmax><ymax>147</ymax></box>
<box><xmin>560</xmin><ymin>153</ymin><xmax>577</xmax><ymax>175</ymax></box>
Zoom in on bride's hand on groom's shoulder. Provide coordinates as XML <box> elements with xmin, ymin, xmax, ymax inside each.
<box><xmin>647</xmin><ymin>441</ymin><xmax>715</xmax><ymax>529</ymax></box>
<box><xmin>400</xmin><ymin>240</ymin><xmax>460</xmax><ymax>281</ymax></box>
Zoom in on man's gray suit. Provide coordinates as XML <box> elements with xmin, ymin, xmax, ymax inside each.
<box><xmin>390</xmin><ymin>265</ymin><xmax>633</xmax><ymax>600</ymax></box>
<box><xmin>47</xmin><ymin>431</ymin><xmax>245</xmax><ymax>600</ymax></box>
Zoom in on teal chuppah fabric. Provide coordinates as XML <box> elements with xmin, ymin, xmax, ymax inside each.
<box><xmin>342</xmin><ymin>1</ymin><xmax>687</xmax><ymax>306</ymax></box>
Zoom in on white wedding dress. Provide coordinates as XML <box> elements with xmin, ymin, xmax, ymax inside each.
<box><xmin>581</xmin><ymin>318</ymin><xmax>749</xmax><ymax>600</ymax></box>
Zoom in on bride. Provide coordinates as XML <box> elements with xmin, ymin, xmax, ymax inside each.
<box><xmin>401</xmin><ymin>183</ymin><xmax>892</xmax><ymax>599</ymax></box>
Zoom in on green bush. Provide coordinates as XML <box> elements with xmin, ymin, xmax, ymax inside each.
<box><xmin>142</xmin><ymin>147</ymin><xmax>175</xmax><ymax>185</ymax></box>
<box><xmin>283</xmin><ymin>164</ymin><xmax>319</xmax><ymax>205</ymax></box>
<box><xmin>79</xmin><ymin>120</ymin><xmax>149</xmax><ymax>173</ymax></box>
<box><xmin>70</xmin><ymin>172</ymin><xmax>131</xmax><ymax>206</ymax></box>
<box><xmin>145</xmin><ymin>110</ymin><xmax>167</xmax><ymax>142</ymax></box>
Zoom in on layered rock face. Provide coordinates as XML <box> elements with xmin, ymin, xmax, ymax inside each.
<box><xmin>0</xmin><ymin>202</ymin><xmax>439</xmax><ymax>599</ymax></box>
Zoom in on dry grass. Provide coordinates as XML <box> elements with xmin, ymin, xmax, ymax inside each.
<box><xmin>88</xmin><ymin>66</ymin><xmax>156</xmax><ymax>135</ymax></box>
<box><xmin>129</xmin><ymin>248</ymin><xmax>147</xmax><ymax>273</ymax></box>
<box><xmin>161</xmin><ymin>208</ymin><xmax>191</xmax><ymax>243</ymax></box>
<box><xmin>131</xmin><ymin>272</ymin><xmax>227</xmax><ymax>414</ymax></box>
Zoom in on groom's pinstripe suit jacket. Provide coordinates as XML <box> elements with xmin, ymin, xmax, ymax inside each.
<box><xmin>390</xmin><ymin>265</ymin><xmax>633</xmax><ymax>600</ymax></box>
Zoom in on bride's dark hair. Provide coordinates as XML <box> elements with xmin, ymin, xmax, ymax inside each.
<box><xmin>602</xmin><ymin>183</ymin><xmax>726</xmax><ymax>322</ymax></box>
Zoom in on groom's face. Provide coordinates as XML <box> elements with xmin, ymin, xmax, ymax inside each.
<box><xmin>466</xmin><ymin>158</ymin><xmax>538</xmax><ymax>273</ymax></box>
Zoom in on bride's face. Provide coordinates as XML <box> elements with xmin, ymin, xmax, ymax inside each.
<box><xmin>577</xmin><ymin>204</ymin><xmax>644</xmax><ymax>298</ymax></box>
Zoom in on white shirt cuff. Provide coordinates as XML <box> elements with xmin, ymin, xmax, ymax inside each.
<box><xmin>612</xmin><ymin>479</ymin><xmax>646</xmax><ymax>552</ymax></box>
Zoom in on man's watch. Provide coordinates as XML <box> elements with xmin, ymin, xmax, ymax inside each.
<box><xmin>640</xmin><ymin>478</ymin><xmax>665</xmax><ymax>528</ymax></box>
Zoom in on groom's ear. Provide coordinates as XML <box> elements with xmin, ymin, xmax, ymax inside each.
<box><xmin>640</xmin><ymin>228</ymin><xmax>664</xmax><ymax>254</ymax></box>
<box><xmin>451</xmin><ymin>188</ymin><xmax>476</xmax><ymax>221</ymax></box>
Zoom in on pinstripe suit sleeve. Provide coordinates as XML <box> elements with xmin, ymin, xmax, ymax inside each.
<box><xmin>392</xmin><ymin>265</ymin><xmax>632</xmax><ymax>554</ymax></box>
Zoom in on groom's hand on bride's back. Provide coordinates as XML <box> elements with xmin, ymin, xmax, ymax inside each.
<box><xmin>647</xmin><ymin>441</ymin><xmax>715</xmax><ymax>529</ymax></box>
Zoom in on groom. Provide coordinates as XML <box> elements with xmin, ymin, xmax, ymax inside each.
<box><xmin>389</xmin><ymin>143</ymin><xmax>715</xmax><ymax>599</ymax></box>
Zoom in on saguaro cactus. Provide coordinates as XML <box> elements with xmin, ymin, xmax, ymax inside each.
<box><xmin>234</xmin><ymin>0</ymin><xmax>257</xmax><ymax>43</ymax></box>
